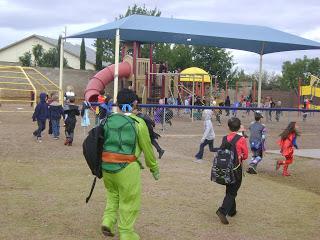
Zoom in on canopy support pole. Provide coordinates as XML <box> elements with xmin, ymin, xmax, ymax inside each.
<box><xmin>257</xmin><ymin>54</ymin><xmax>263</xmax><ymax>106</ymax></box>
<box><xmin>257</xmin><ymin>43</ymin><xmax>265</xmax><ymax>107</ymax></box>
<box><xmin>113</xmin><ymin>28</ymin><xmax>120</xmax><ymax>111</ymax></box>
<box><xmin>59</xmin><ymin>37</ymin><xmax>64</xmax><ymax>105</ymax></box>
<box><xmin>210</xmin><ymin>75</ymin><xmax>213</xmax><ymax>103</ymax></box>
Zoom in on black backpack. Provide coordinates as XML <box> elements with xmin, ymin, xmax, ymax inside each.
<box><xmin>211</xmin><ymin>134</ymin><xmax>242</xmax><ymax>185</ymax></box>
<box><xmin>82</xmin><ymin>120</ymin><xmax>106</xmax><ymax>203</ymax></box>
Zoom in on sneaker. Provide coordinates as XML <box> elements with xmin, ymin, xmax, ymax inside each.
<box><xmin>36</xmin><ymin>137</ymin><xmax>42</xmax><ymax>143</ymax></box>
<box><xmin>53</xmin><ymin>137</ymin><xmax>59</xmax><ymax>140</ymax></box>
<box><xmin>228</xmin><ymin>211</ymin><xmax>237</xmax><ymax>217</ymax></box>
<box><xmin>216</xmin><ymin>210</ymin><xmax>229</xmax><ymax>225</ymax></box>
<box><xmin>158</xmin><ymin>149</ymin><xmax>165</xmax><ymax>159</ymax></box>
<box><xmin>247</xmin><ymin>167</ymin><xmax>257</xmax><ymax>174</ymax></box>
<box><xmin>251</xmin><ymin>167</ymin><xmax>257</xmax><ymax>174</ymax></box>
<box><xmin>193</xmin><ymin>159</ymin><xmax>204</xmax><ymax>163</ymax></box>
<box><xmin>101</xmin><ymin>226</ymin><xmax>114</xmax><ymax>237</ymax></box>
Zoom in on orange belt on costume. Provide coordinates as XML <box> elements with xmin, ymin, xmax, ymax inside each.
<box><xmin>102</xmin><ymin>152</ymin><xmax>137</xmax><ymax>163</ymax></box>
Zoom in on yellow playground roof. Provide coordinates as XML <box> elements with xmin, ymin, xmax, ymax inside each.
<box><xmin>180</xmin><ymin>67</ymin><xmax>211</xmax><ymax>83</ymax></box>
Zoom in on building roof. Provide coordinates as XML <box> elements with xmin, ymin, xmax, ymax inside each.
<box><xmin>0</xmin><ymin>34</ymin><xmax>98</xmax><ymax>65</ymax></box>
<box><xmin>68</xmin><ymin>14</ymin><xmax>320</xmax><ymax>55</ymax></box>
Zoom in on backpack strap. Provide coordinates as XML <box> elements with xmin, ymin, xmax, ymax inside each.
<box><xmin>230</xmin><ymin>134</ymin><xmax>242</xmax><ymax>146</ymax></box>
<box><xmin>219</xmin><ymin>136</ymin><xmax>228</xmax><ymax>149</ymax></box>
<box><xmin>229</xmin><ymin>134</ymin><xmax>242</xmax><ymax>166</ymax></box>
<box><xmin>86</xmin><ymin>177</ymin><xmax>97</xmax><ymax>203</ymax></box>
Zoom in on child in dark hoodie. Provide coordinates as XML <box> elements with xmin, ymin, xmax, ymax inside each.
<box><xmin>32</xmin><ymin>92</ymin><xmax>48</xmax><ymax>142</ymax></box>
<box><xmin>48</xmin><ymin>94</ymin><xmax>64</xmax><ymax>139</ymax></box>
<box><xmin>63</xmin><ymin>96</ymin><xmax>80</xmax><ymax>146</ymax></box>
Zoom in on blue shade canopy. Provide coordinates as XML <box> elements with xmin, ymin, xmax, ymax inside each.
<box><xmin>67</xmin><ymin>15</ymin><xmax>320</xmax><ymax>55</ymax></box>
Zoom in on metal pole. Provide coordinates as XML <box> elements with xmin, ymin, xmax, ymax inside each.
<box><xmin>235</xmin><ymin>80</ymin><xmax>238</xmax><ymax>102</ymax></box>
<box><xmin>149</xmin><ymin>44</ymin><xmax>153</xmax><ymax>98</ymax></box>
<box><xmin>258</xmin><ymin>54</ymin><xmax>263</xmax><ymax>107</ymax></box>
<box><xmin>210</xmin><ymin>75</ymin><xmax>213</xmax><ymax>102</ymax></box>
<box><xmin>225</xmin><ymin>78</ymin><xmax>228</xmax><ymax>98</ymax></box>
<box><xmin>201</xmin><ymin>75</ymin><xmax>204</xmax><ymax>97</ymax></box>
<box><xmin>133</xmin><ymin>41</ymin><xmax>137</xmax><ymax>92</ymax></box>
<box><xmin>298</xmin><ymin>78</ymin><xmax>301</xmax><ymax>116</ymax></box>
<box><xmin>59</xmin><ymin>37</ymin><xmax>64</xmax><ymax>105</ymax></box>
<box><xmin>113</xmin><ymin>28</ymin><xmax>120</xmax><ymax>111</ymax></box>
<box><xmin>214</xmin><ymin>76</ymin><xmax>217</xmax><ymax>92</ymax></box>
<box><xmin>192</xmin><ymin>75</ymin><xmax>195</xmax><ymax>122</ymax></box>
<box><xmin>253</xmin><ymin>80</ymin><xmax>256</xmax><ymax>103</ymax></box>
<box><xmin>162</xmin><ymin>107</ymin><xmax>166</xmax><ymax>132</ymax></box>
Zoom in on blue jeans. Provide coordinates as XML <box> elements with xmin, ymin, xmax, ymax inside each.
<box><xmin>249</xmin><ymin>148</ymin><xmax>263</xmax><ymax>169</ymax></box>
<box><xmin>51</xmin><ymin>119</ymin><xmax>60</xmax><ymax>137</ymax></box>
<box><xmin>195</xmin><ymin>139</ymin><xmax>214</xmax><ymax>159</ymax></box>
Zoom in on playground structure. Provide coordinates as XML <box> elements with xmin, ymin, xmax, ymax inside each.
<box><xmin>84</xmin><ymin>41</ymin><xmax>216</xmax><ymax>104</ymax></box>
<box><xmin>299</xmin><ymin>74</ymin><xmax>320</xmax><ymax>110</ymax></box>
<box><xmin>84</xmin><ymin>47</ymin><xmax>256</xmax><ymax>107</ymax></box>
<box><xmin>0</xmin><ymin>66</ymin><xmax>61</xmax><ymax>108</ymax></box>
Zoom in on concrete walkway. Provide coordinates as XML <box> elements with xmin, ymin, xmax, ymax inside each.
<box><xmin>267</xmin><ymin>149</ymin><xmax>320</xmax><ymax>159</ymax></box>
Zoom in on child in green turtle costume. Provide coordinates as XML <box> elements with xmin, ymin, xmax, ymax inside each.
<box><xmin>100</xmin><ymin>88</ymin><xmax>159</xmax><ymax>240</ymax></box>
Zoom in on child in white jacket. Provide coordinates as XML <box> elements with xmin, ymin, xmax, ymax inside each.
<box><xmin>194</xmin><ymin>109</ymin><xmax>215</xmax><ymax>163</ymax></box>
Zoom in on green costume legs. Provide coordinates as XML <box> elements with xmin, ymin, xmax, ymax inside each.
<box><xmin>102</xmin><ymin>162</ymin><xmax>141</xmax><ymax>240</ymax></box>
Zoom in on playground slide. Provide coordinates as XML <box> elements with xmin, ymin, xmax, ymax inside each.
<box><xmin>84</xmin><ymin>61</ymin><xmax>132</xmax><ymax>102</ymax></box>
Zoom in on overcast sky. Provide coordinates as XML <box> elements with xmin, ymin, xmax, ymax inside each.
<box><xmin>0</xmin><ymin>0</ymin><xmax>319</xmax><ymax>73</ymax></box>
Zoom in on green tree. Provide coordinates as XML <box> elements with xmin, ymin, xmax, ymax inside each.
<box><xmin>94</xmin><ymin>4</ymin><xmax>161</xmax><ymax>63</ymax></box>
<box><xmin>19</xmin><ymin>51</ymin><xmax>32</xmax><ymax>66</ymax></box>
<box><xmin>280</xmin><ymin>56</ymin><xmax>320</xmax><ymax>90</ymax></box>
<box><xmin>95</xmin><ymin>38</ymin><xmax>103</xmax><ymax>70</ymax></box>
<box><xmin>41</xmin><ymin>48</ymin><xmax>58</xmax><ymax>67</ymax></box>
<box><xmin>250</xmin><ymin>70</ymin><xmax>281</xmax><ymax>90</ymax></box>
<box><xmin>20</xmin><ymin>44</ymin><xmax>68</xmax><ymax>68</ymax></box>
<box><xmin>192</xmin><ymin>46</ymin><xmax>234</xmax><ymax>88</ymax></box>
<box><xmin>32</xmin><ymin>44</ymin><xmax>44</xmax><ymax>66</ymax></box>
<box><xmin>80</xmin><ymin>38</ymin><xmax>86</xmax><ymax>70</ymax></box>
<box><xmin>171</xmin><ymin>45</ymin><xmax>193</xmax><ymax>71</ymax></box>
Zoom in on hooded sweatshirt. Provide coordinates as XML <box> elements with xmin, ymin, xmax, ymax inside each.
<box><xmin>49</xmin><ymin>101</ymin><xmax>64</xmax><ymax>120</ymax></box>
<box><xmin>32</xmin><ymin>92</ymin><xmax>48</xmax><ymax>121</ymax></box>
<box><xmin>201</xmin><ymin>109</ymin><xmax>215</xmax><ymax>142</ymax></box>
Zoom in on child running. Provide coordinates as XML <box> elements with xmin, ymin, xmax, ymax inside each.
<box><xmin>63</xmin><ymin>96</ymin><xmax>80</xmax><ymax>146</ymax></box>
<box><xmin>32</xmin><ymin>92</ymin><xmax>48</xmax><ymax>142</ymax></box>
<box><xmin>216</xmin><ymin>117</ymin><xmax>248</xmax><ymax>225</ymax></box>
<box><xmin>48</xmin><ymin>94</ymin><xmax>64</xmax><ymax>139</ymax></box>
<box><xmin>247</xmin><ymin>111</ymin><xmax>266</xmax><ymax>174</ymax></box>
<box><xmin>276</xmin><ymin>122</ymin><xmax>300</xmax><ymax>176</ymax></box>
<box><xmin>194</xmin><ymin>109</ymin><xmax>215</xmax><ymax>163</ymax></box>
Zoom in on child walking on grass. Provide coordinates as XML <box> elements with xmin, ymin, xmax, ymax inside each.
<box><xmin>216</xmin><ymin>117</ymin><xmax>248</xmax><ymax>225</ymax></box>
<box><xmin>32</xmin><ymin>92</ymin><xmax>48</xmax><ymax>142</ymax></box>
<box><xmin>247</xmin><ymin>111</ymin><xmax>266</xmax><ymax>174</ymax></box>
<box><xmin>48</xmin><ymin>94</ymin><xmax>64</xmax><ymax>139</ymax></box>
<box><xmin>63</xmin><ymin>97</ymin><xmax>79</xmax><ymax>146</ymax></box>
<box><xmin>194</xmin><ymin>109</ymin><xmax>215</xmax><ymax>163</ymax></box>
<box><xmin>276</xmin><ymin>122</ymin><xmax>299</xmax><ymax>176</ymax></box>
